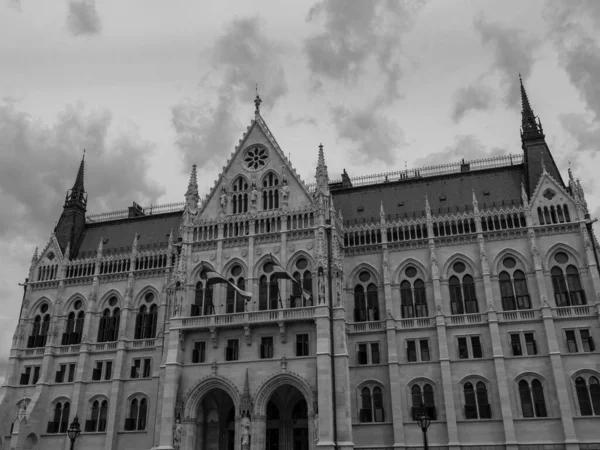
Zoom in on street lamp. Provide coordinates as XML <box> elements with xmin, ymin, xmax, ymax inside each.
<box><xmin>415</xmin><ymin>403</ymin><xmax>431</xmax><ymax>450</ymax></box>
<box><xmin>67</xmin><ymin>415</ymin><xmax>81</xmax><ymax>450</ymax></box>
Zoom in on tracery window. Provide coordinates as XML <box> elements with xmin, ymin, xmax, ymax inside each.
<box><xmin>537</xmin><ymin>204</ymin><xmax>571</xmax><ymax>225</ymax></box>
<box><xmin>448</xmin><ymin>262</ymin><xmax>478</xmax><ymax>315</ymax></box>
<box><xmin>291</xmin><ymin>257</ymin><xmax>313</xmax><ymax>308</ymax></box>
<box><xmin>410</xmin><ymin>382</ymin><xmax>437</xmax><ymax>420</ymax></box>
<box><xmin>134</xmin><ymin>292</ymin><xmax>158</xmax><ymax>339</ymax></box>
<box><xmin>28</xmin><ymin>302</ymin><xmax>51</xmax><ymax>348</ymax></box>
<box><xmin>550</xmin><ymin>252</ymin><xmax>586</xmax><ymax>306</ymax></box>
<box><xmin>47</xmin><ymin>400</ymin><xmax>70</xmax><ymax>433</ymax></box>
<box><xmin>232</xmin><ymin>176</ymin><xmax>249</xmax><ymax>214</ymax></box>
<box><xmin>400</xmin><ymin>265</ymin><xmax>428</xmax><ymax>318</ymax></box>
<box><xmin>498</xmin><ymin>256</ymin><xmax>531</xmax><ymax>310</ymax></box>
<box><xmin>85</xmin><ymin>399</ymin><xmax>108</xmax><ymax>432</ymax></box>
<box><xmin>354</xmin><ymin>271</ymin><xmax>379</xmax><ymax>322</ymax></box>
<box><xmin>463</xmin><ymin>380</ymin><xmax>491</xmax><ymax>419</ymax></box>
<box><xmin>259</xmin><ymin>261</ymin><xmax>280</xmax><ymax>311</ymax></box>
<box><xmin>359</xmin><ymin>385</ymin><xmax>385</xmax><ymax>423</ymax></box>
<box><xmin>63</xmin><ymin>299</ymin><xmax>85</xmax><ymax>345</ymax></box>
<box><xmin>244</xmin><ymin>145</ymin><xmax>268</xmax><ymax>170</ymax></box>
<box><xmin>518</xmin><ymin>378</ymin><xmax>547</xmax><ymax>418</ymax></box>
<box><xmin>193</xmin><ymin>271</ymin><xmax>215</xmax><ymax>316</ymax></box>
<box><xmin>125</xmin><ymin>396</ymin><xmax>147</xmax><ymax>431</ymax></box>
<box><xmin>262</xmin><ymin>172</ymin><xmax>279</xmax><ymax>210</ymax></box>
<box><xmin>575</xmin><ymin>375</ymin><xmax>600</xmax><ymax>416</ymax></box>
<box><xmin>226</xmin><ymin>264</ymin><xmax>246</xmax><ymax>313</ymax></box>
<box><xmin>97</xmin><ymin>296</ymin><xmax>120</xmax><ymax>343</ymax></box>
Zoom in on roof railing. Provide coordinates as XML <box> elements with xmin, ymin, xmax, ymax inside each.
<box><xmin>330</xmin><ymin>153</ymin><xmax>523</xmax><ymax>188</ymax></box>
<box><xmin>86</xmin><ymin>201</ymin><xmax>186</xmax><ymax>223</ymax></box>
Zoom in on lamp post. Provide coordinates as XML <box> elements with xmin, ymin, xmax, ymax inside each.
<box><xmin>67</xmin><ymin>415</ymin><xmax>81</xmax><ymax>450</ymax></box>
<box><xmin>415</xmin><ymin>403</ymin><xmax>431</xmax><ymax>450</ymax></box>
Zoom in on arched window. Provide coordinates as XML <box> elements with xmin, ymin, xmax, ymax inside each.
<box><xmin>47</xmin><ymin>401</ymin><xmax>70</xmax><ymax>433</ymax></box>
<box><xmin>464</xmin><ymin>381</ymin><xmax>491</xmax><ymax>419</ymax></box>
<box><xmin>410</xmin><ymin>382</ymin><xmax>437</xmax><ymax>420</ymax></box>
<box><xmin>193</xmin><ymin>278</ymin><xmax>215</xmax><ymax>316</ymax></box>
<box><xmin>258</xmin><ymin>261</ymin><xmax>280</xmax><ymax>311</ymax></box>
<box><xmin>359</xmin><ymin>385</ymin><xmax>385</xmax><ymax>423</ymax></box>
<box><xmin>262</xmin><ymin>172</ymin><xmax>280</xmax><ymax>210</ymax></box>
<box><xmin>231</xmin><ymin>176</ymin><xmax>249</xmax><ymax>214</ymax></box>
<box><xmin>125</xmin><ymin>397</ymin><xmax>147</xmax><ymax>431</ymax></box>
<box><xmin>498</xmin><ymin>256</ymin><xmax>531</xmax><ymax>310</ymax></box>
<box><xmin>399</xmin><ymin>265</ymin><xmax>428</xmax><ymax>318</ymax></box>
<box><xmin>135</xmin><ymin>293</ymin><xmax>158</xmax><ymax>339</ymax></box>
<box><xmin>291</xmin><ymin>257</ymin><xmax>313</xmax><ymax>308</ymax></box>
<box><xmin>353</xmin><ymin>271</ymin><xmax>379</xmax><ymax>322</ymax></box>
<box><xmin>28</xmin><ymin>303</ymin><xmax>52</xmax><ymax>348</ymax></box>
<box><xmin>97</xmin><ymin>296</ymin><xmax>120</xmax><ymax>342</ymax></box>
<box><xmin>551</xmin><ymin>252</ymin><xmax>586</xmax><ymax>306</ymax></box>
<box><xmin>86</xmin><ymin>399</ymin><xmax>108</xmax><ymax>432</ymax></box>
<box><xmin>575</xmin><ymin>375</ymin><xmax>600</xmax><ymax>416</ymax></box>
<box><xmin>226</xmin><ymin>264</ymin><xmax>246</xmax><ymax>313</ymax></box>
<box><xmin>448</xmin><ymin>262</ymin><xmax>478</xmax><ymax>315</ymax></box>
<box><xmin>518</xmin><ymin>378</ymin><xmax>547</xmax><ymax>418</ymax></box>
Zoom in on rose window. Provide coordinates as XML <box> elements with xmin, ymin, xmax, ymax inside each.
<box><xmin>244</xmin><ymin>146</ymin><xmax>268</xmax><ymax>170</ymax></box>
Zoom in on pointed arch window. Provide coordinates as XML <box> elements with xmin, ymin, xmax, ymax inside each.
<box><xmin>28</xmin><ymin>304</ymin><xmax>51</xmax><ymax>348</ymax></box>
<box><xmin>551</xmin><ymin>252</ymin><xmax>586</xmax><ymax>306</ymax></box>
<box><xmin>448</xmin><ymin>262</ymin><xmax>478</xmax><ymax>315</ymax></box>
<box><xmin>193</xmin><ymin>271</ymin><xmax>215</xmax><ymax>316</ymax></box>
<box><xmin>125</xmin><ymin>396</ymin><xmax>147</xmax><ymax>431</ymax></box>
<box><xmin>86</xmin><ymin>399</ymin><xmax>108</xmax><ymax>432</ymax></box>
<box><xmin>135</xmin><ymin>293</ymin><xmax>158</xmax><ymax>339</ymax></box>
<box><xmin>518</xmin><ymin>378</ymin><xmax>547</xmax><ymax>418</ymax></box>
<box><xmin>97</xmin><ymin>298</ymin><xmax>120</xmax><ymax>343</ymax></box>
<box><xmin>353</xmin><ymin>271</ymin><xmax>379</xmax><ymax>322</ymax></box>
<box><xmin>410</xmin><ymin>382</ymin><xmax>437</xmax><ymax>420</ymax></box>
<box><xmin>262</xmin><ymin>172</ymin><xmax>280</xmax><ymax>210</ymax></box>
<box><xmin>259</xmin><ymin>261</ymin><xmax>280</xmax><ymax>311</ymax></box>
<box><xmin>232</xmin><ymin>176</ymin><xmax>249</xmax><ymax>214</ymax></box>
<box><xmin>575</xmin><ymin>375</ymin><xmax>600</xmax><ymax>416</ymax></box>
<box><xmin>291</xmin><ymin>257</ymin><xmax>313</xmax><ymax>308</ymax></box>
<box><xmin>464</xmin><ymin>381</ymin><xmax>491</xmax><ymax>419</ymax></box>
<box><xmin>359</xmin><ymin>385</ymin><xmax>385</xmax><ymax>423</ymax></box>
<box><xmin>400</xmin><ymin>266</ymin><xmax>428</xmax><ymax>318</ymax></box>
<box><xmin>226</xmin><ymin>264</ymin><xmax>246</xmax><ymax>313</ymax></box>
<box><xmin>498</xmin><ymin>257</ymin><xmax>531</xmax><ymax>310</ymax></box>
<box><xmin>47</xmin><ymin>401</ymin><xmax>70</xmax><ymax>433</ymax></box>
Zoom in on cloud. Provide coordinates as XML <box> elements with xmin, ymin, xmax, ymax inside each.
<box><xmin>451</xmin><ymin>82</ymin><xmax>495</xmax><ymax>122</ymax></box>
<box><xmin>331</xmin><ymin>105</ymin><xmax>404</xmax><ymax>165</ymax></box>
<box><xmin>284</xmin><ymin>114</ymin><xmax>318</xmax><ymax>128</ymax></box>
<box><xmin>413</xmin><ymin>134</ymin><xmax>508</xmax><ymax>167</ymax></box>
<box><xmin>305</xmin><ymin>0</ymin><xmax>425</xmax><ymax>101</ymax></box>
<box><xmin>560</xmin><ymin>113</ymin><xmax>600</xmax><ymax>153</ymax></box>
<box><xmin>67</xmin><ymin>0</ymin><xmax>102</xmax><ymax>36</ymax></box>
<box><xmin>7</xmin><ymin>0</ymin><xmax>20</xmax><ymax>11</ymax></box>
<box><xmin>171</xmin><ymin>16</ymin><xmax>288</xmax><ymax>172</ymax></box>
<box><xmin>473</xmin><ymin>17</ymin><xmax>539</xmax><ymax>108</ymax></box>
<box><xmin>0</xmin><ymin>99</ymin><xmax>164</xmax><ymax>240</ymax></box>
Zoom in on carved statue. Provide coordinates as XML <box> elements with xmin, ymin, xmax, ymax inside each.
<box><xmin>173</xmin><ymin>419</ymin><xmax>182</xmax><ymax>449</ymax></box>
<box><xmin>336</xmin><ymin>277</ymin><xmax>342</xmax><ymax>306</ymax></box>
<box><xmin>16</xmin><ymin>399</ymin><xmax>29</xmax><ymax>422</ymax></box>
<box><xmin>313</xmin><ymin>414</ymin><xmax>319</xmax><ymax>443</ymax></box>
<box><xmin>241</xmin><ymin>414</ymin><xmax>251</xmax><ymax>447</ymax></box>
<box><xmin>318</xmin><ymin>271</ymin><xmax>326</xmax><ymax>304</ymax></box>
<box><xmin>281</xmin><ymin>178</ymin><xmax>290</xmax><ymax>205</ymax></box>
<box><xmin>250</xmin><ymin>182</ymin><xmax>258</xmax><ymax>206</ymax></box>
<box><xmin>220</xmin><ymin>187</ymin><xmax>228</xmax><ymax>212</ymax></box>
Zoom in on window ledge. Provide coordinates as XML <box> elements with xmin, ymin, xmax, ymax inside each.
<box><xmin>513</xmin><ymin>416</ymin><xmax>559</xmax><ymax>421</ymax></box>
<box><xmin>118</xmin><ymin>430</ymin><xmax>147</xmax><ymax>434</ymax></box>
<box><xmin>82</xmin><ymin>431</ymin><xmax>107</xmax><ymax>434</ymax></box>
<box><xmin>352</xmin><ymin>421</ymin><xmax>393</xmax><ymax>426</ymax></box>
<box><xmin>572</xmin><ymin>415</ymin><xmax>600</xmax><ymax>420</ymax></box>
<box><xmin>456</xmin><ymin>418</ymin><xmax>502</xmax><ymax>423</ymax></box>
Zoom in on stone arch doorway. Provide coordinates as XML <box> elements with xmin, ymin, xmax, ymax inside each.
<box><xmin>263</xmin><ymin>385</ymin><xmax>310</xmax><ymax>450</ymax></box>
<box><xmin>23</xmin><ymin>433</ymin><xmax>38</xmax><ymax>450</ymax></box>
<box><xmin>196</xmin><ymin>388</ymin><xmax>236</xmax><ymax>450</ymax></box>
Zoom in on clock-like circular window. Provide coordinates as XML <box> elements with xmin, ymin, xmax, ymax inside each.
<box><xmin>244</xmin><ymin>145</ymin><xmax>268</xmax><ymax>171</ymax></box>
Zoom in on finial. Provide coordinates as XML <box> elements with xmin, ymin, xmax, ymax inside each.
<box><xmin>380</xmin><ymin>201</ymin><xmax>385</xmax><ymax>222</ymax></box>
<box><xmin>31</xmin><ymin>247</ymin><xmax>39</xmax><ymax>264</ymax></box>
<box><xmin>425</xmin><ymin>195</ymin><xmax>431</xmax><ymax>212</ymax></box>
<box><xmin>254</xmin><ymin>85</ymin><xmax>262</xmax><ymax>115</ymax></box>
<box><xmin>472</xmin><ymin>189</ymin><xmax>479</xmax><ymax>208</ymax></box>
<box><xmin>64</xmin><ymin>242</ymin><xmax>71</xmax><ymax>261</ymax></box>
<box><xmin>541</xmin><ymin>155</ymin><xmax>547</xmax><ymax>174</ymax></box>
<box><xmin>185</xmin><ymin>164</ymin><xmax>199</xmax><ymax>209</ymax></box>
<box><xmin>521</xmin><ymin>182</ymin><xmax>529</xmax><ymax>207</ymax></box>
<box><xmin>97</xmin><ymin>237</ymin><xmax>104</xmax><ymax>256</ymax></box>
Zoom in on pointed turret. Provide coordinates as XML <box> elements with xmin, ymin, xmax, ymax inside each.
<box><xmin>315</xmin><ymin>143</ymin><xmax>330</xmax><ymax>195</ymax></box>
<box><xmin>185</xmin><ymin>164</ymin><xmax>199</xmax><ymax>210</ymax></box>
<box><xmin>519</xmin><ymin>75</ymin><xmax>564</xmax><ymax>196</ymax></box>
<box><xmin>54</xmin><ymin>151</ymin><xmax>88</xmax><ymax>256</ymax></box>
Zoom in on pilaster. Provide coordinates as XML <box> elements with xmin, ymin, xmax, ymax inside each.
<box><xmin>332</xmin><ymin>305</ymin><xmax>354</xmax><ymax>449</ymax></box>
<box><xmin>314</xmin><ymin>305</ymin><xmax>335</xmax><ymax>450</ymax></box>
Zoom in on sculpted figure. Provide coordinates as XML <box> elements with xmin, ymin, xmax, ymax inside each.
<box><xmin>241</xmin><ymin>414</ymin><xmax>251</xmax><ymax>447</ymax></box>
<box><xmin>281</xmin><ymin>178</ymin><xmax>290</xmax><ymax>204</ymax></box>
<box><xmin>173</xmin><ymin>419</ymin><xmax>182</xmax><ymax>449</ymax></box>
<box><xmin>220</xmin><ymin>187</ymin><xmax>228</xmax><ymax>212</ymax></box>
<box><xmin>250</xmin><ymin>182</ymin><xmax>258</xmax><ymax>206</ymax></box>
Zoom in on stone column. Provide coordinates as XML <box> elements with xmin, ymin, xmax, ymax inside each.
<box><xmin>250</xmin><ymin>415</ymin><xmax>266</xmax><ymax>450</ymax></box>
<box><xmin>182</xmin><ymin>418</ymin><xmax>195</xmax><ymax>450</ymax></box>
<box><xmin>314</xmin><ymin>305</ymin><xmax>335</xmax><ymax>450</ymax></box>
<box><xmin>332</xmin><ymin>303</ymin><xmax>354</xmax><ymax>450</ymax></box>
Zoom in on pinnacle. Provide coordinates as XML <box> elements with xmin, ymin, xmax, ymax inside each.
<box><xmin>72</xmin><ymin>151</ymin><xmax>85</xmax><ymax>193</ymax></box>
<box><xmin>186</xmin><ymin>164</ymin><xmax>199</xmax><ymax>197</ymax></box>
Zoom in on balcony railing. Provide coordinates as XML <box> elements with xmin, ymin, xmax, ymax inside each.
<box><xmin>447</xmin><ymin>313</ymin><xmax>487</xmax><ymax>326</ymax></box>
<box><xmin>552</xmin><ymin>305</ymin><xmax>593</xmax><ymax>318</ymax></box>
<box><xmin>180</xmin><ymin>306</ymin><xmax>316</xmax><ymax>329</ymax></box>
<box><xmin>347</xmin><ymin>321</ymin><xmax>386</xmax><ymax>333</ymax></box>
<box><xmin>497</xmin><ymin>309</ymin><xmax>539</xmax><ymax>322</ymax></box>
<box><xmin>397</xmin><ymin>317</ymin><xmax>434</xmax><ymax>329</ymax></box>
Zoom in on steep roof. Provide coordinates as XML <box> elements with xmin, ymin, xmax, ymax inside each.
<box><xmin>77</xmin><ymin>211</ymin><xmax>181</xmax><ymax>257</ymax></box>
<box><xmin>332</xmin><ymin>163</ymin><xmax>524</xmax><ymax>224</ymax></box>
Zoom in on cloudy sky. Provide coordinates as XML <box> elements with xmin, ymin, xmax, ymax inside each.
<box><xmin>1</xmin><ymin>0</ymin><xmax>600</xmax><ymax>382</ymax></box>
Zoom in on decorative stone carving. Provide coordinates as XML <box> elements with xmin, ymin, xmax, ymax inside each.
<box><xmin>288</xmin><ymin>244</ymin><xmax>295</xmax><ymax>253</ymax></box>
<box><xmin>193</xmin><ymin>254</ymin><xmax>200</xmax><ymax>263</ymax></box>
<box><xmin>210</xmin><ymin>327</ymin><xmax>217</xmax><ymax>348</ymax></box>
<box><xmin>307</xmin><ymin>242</ymin><xmax>313</xmax><ymax>250</ymax></box>
<box><xmin>220</xmin><ymin>186</ymin><xmax>228</xmax><ymax>214</ymax></box>
<box><xmin>335</xmin><ymin>276</ymin><xmax>342</xmax><ymax>306</ymax></box>
<box><xmin>211</xmin><ymin>359</ymin><xmax>218</xmax><ymax>375</ymax></box>
<box><xmin>281</xmin><ymin>177</ymin><xmax>290</xmax><ymax>209</ymax></box>
<box><xmin>210</xmin><ymin>252</ymin><xmax>217</xmax><ymax>261</ymax></box>
<box><xmin>281</xmin><ymin>356</ymin><xmax>288</xmax><ymax>372</ymax></box>
<box><xmin>279</xmin><ymin>321</ymin><xmax>286</xmax><ymax>343</ymax></box>
<box><xmin>274</xmin><ymin>246</ymin><xmax>280</xmax><ymax>254</ymax></box>
<box><xmin>173</xmin><ymin>419</ymin><xmax>182</xmax><ymax>449</ymax></box>
<box><xmin>318</xmin><ymin>271</ymin><xmax>326</xmax><ymax>305</ymax></box>
<box><xmin>256</xmin><ymin>249</ymin><xmax>263</xmax><ymax>256</ymax></box>
<box><xmin>244</xmin><ymin>324</ymin><xmax>251</xmax><ymax>346</ymax></box>
<box><xmin>314</xmin><ymin>414</ymin><xmax>319</xmax><ymax>443</ymax></box>
<box><xmin>241</xmin><ymin>249</ymin><xmax>248</xmax><ymax>257</ymax></box>
<box><xmin>16</xmin><ymin>398</ymin><xmax>30</xmax><ymax>422</ymax></box>
<box><xmin>241</xmin><ymin>414</ymin><xmax>251</xmax><ymax>448</ymax></box>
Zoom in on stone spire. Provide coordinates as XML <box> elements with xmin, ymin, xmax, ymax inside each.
<box><xmin>521</xmin><ymin>182</ymin><xmax>529</xmax><ymax>208</ymax></box>
<box><xmin>65</xmin><ymin>151</ymin><xmax>87</xmax><ymax>209</ymax></box>
<box><xmin>315</xmin><ymin>143</ymin><xmax>329</xmax><ymax>194</ymax></box>
<box><xmin>240</xmin><ymin>369</ymin><xmax>252</xmax><ymax>417</ymax></box>
<box><xmin>380</xmin><ymin>201</ymin><xmax>385</xmax><ymax>224</ymax></box>
<box><xmin>520</xmin><ymin>74</ymin><xmax>544</xmax><ymax>140</ymax></box>
<box><xmin>96</xmin><ymin>237</ymin><xmax>104</xmax><ymax>259</ymax></box>
<box><xmin>185</xmin><ymin>164</ymin><xmax>199</xmax><ymax>210</ymax></box>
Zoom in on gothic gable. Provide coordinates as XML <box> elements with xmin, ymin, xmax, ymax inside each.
<box><xmin>529</xmin><ymin>170</ymin><xmax>579</xmax><ymax>225</ymax></box>
<box><xmin>195</xmin><ymin>115</ymin><xmax>314</xmax><ymax>221</ymax></box>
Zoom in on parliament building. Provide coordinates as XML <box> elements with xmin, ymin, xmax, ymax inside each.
<box><xmin>0</xmin><ymin>80</ymin><xmax>599</xmax><ymax>450</ymax></box>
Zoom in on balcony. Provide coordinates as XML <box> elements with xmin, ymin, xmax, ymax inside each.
<box><xmin>397</xmin><ymin>317</ymin><xmax>434</xmax><ymax>329</ymax></box>
<box><xmin>446</xmin><ymin>313</ymin><xmax>487</xmax><ymax>326</ymax></box>
<box><xmin>552</xmin><ymin>305</ymin><xmax>594</xmax><ymax>319</ymax></box>
<box><xmin>346</xmin><ymin>321</ymin><xmax>386</xmax><ymax>334</ymax></box>
<box><xmin>89</xmin><ymin>342</ymin><xmax>118</xmax><ymax>352</ymax></box>
<box><xmin>497</xmin><ymin>309</ymin><xmax>539</xmax><ymax>322</ymax></box>
<box><xmin>179</xmin><ymin>306</ymin><xmax>316</xmax><ymax>330</ymax></box>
